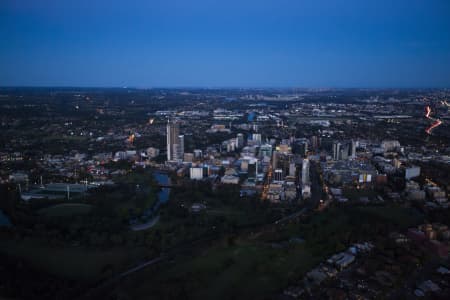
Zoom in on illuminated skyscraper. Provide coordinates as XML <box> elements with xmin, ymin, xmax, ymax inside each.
<box><xmin>174</xmin><ymin>135</ymin><xmax>184</xmax><ymax>161</ymax></box>
<box><xmin>302</xmin><ymin>158</ymin><xmax>310</xmax><ymax>185</ymax></box>
<box><xmin>167</xmin><ymin>119</ymin><xmax>184</xmax><ymax>161</ymax></box>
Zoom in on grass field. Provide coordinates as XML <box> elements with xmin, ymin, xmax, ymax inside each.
<box><xmin>0</xmin><ymin>238</ymin><xmax>147</xmax><ymax>282</ymax></box>
<box><xmin>116</xmin><ymin>204</ymin><xmax>424</xmax><ymax>299</ymax></box>
<box><xmin>38</xmin><ymin>203</ymin><xmax>94</xmax><ymax>217</ymax></box>
<box><xmin>1</xmin><ymin>203</ymin><xmax>424</xmax><ymax>298</ymax></box>
<box><xmin>352</xmin><ymin>206</ymin><xmax>423</xmax><ymax>228</ymax></box>
<box><xmin>126</xmin><ymin>241</ymin><xmax>319</xmax><ymax>300</ymax></box>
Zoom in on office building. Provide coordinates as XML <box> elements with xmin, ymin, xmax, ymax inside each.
<box><xmin>236</xmin><ymin>133</ymin><xmax>244</xmax><ymax>148</ymax></box>
<box><xmin>310</xmin><ymin>135</ymin><xmax>319</xmax><ymax>150</ymax></box>
<box><xmin>381</xmin><ymin>140</ymin><xmax>400</xmax><ymax>153</ymax></box>
<box><xmin>184</xmin><ymin>153</ymin><xmax>194</xmax><ymax>163</ymax></box>
<box><xmin>333</xmin><ymin>141</ymin><xmax>341</xmax><ymax>161</ymax></box>
<box><xmin>166</xmin><ymin>119</ymin><xmax>184</xmax><ymax>162</ymax></box>
<box><xmin>351</xmin><ymin>140</ymin><xmax>356</xmax><ymax>159</ymax></box>
<box><xmin>190</xmin><ymin>167</ymin><xmax>204</xmax><ymax>180</ymax></box>
<box><xmin>146</xmin><ymin>147</ymin><xmax>160</xmax><ymax>158</ymax></box>
<box><xmin>289</xmin><ymin>162</ymin><xmax>296</xmax><ymax>177</ymax></box>
<box><xmin>259</xmin><ymin>144</ymin><xmax>272</xmax><ymax>158</ymax></box>
<box><xmin>193</xmin><ymin>149</ymin><xmax>203</xmax><ymax>159</ymax></box>
<box><xmin>274</xmin><ymin>168</ymin><xmax>284</xmax><ymax>182</ymax></box>
<box><xmin>302</xmin><ymin>158</ymin><xmax>310</xmax><ymax>185</ymax></box>
<box><xmin>252</xmin><ymin>133</ymin><xmax>262</xmax><ymax>144</ymax></box>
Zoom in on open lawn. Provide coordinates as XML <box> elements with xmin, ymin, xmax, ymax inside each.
<box><xmin>125</xmin><ymin>241</ymin><xmax>319</xmax><ymax>300</ymax></box>
<box><xmin>115</xmin><ymin>204</ymin><xmax>424</xmax><ymax>299</ymax></box>
<box><xmin>38</xmin><ymin>203</ymin><xmax>94</xmax><ymax>217</ymax></box>
<box><xmin>0</xmin><ymin>238</ymin><xmax>147</xmax><ymax>282</ymax></box>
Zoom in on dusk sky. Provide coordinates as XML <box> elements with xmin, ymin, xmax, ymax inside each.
<box><xmin>1</xmin><ymin>0</ymin><xmax>450</xmax><ymax>88</ymax></box>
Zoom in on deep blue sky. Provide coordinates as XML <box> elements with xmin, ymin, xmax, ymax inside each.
<box><xmin>1</xmin><ymin>0</ymin><xmax>450</xmax><ymax>88</ymax></box>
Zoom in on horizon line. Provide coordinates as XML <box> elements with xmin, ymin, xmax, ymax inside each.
<box><xmin>0</xmin><ymin>85</ymin><xmax>449</xmax><ymax>90</ymax></box>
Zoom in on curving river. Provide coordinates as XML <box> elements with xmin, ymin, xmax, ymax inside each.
<box><xmin>130</xmin><ymin>171</ymin><xmax>171</xmax><ymax>231</ymax></box>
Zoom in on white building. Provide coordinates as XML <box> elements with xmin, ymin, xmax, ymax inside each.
<box><xmin>190</xmin><ymin>167</ymin><xmax>203</xmax><ymax>180</ymax></box>
<box><xmin>146</xmin><ymin>147</ymin><xmax>160</xmax><ymax>158</ymax></box>
<box><xmin>302</xmin><ymin>158</ymin><xmax>310</xmax><ymax>185</ymax></box>
<box><xmin>332</xmin><ymin>142</ymin><xmax>341</xmax><ymax>161</ymax></box>
<box><xmin>381</xmin><ymin>140</ymin><xmax>400</xmax><ymax>153</ymax></box>
<box><xmin>252</xmin><ymin>133</ymin><xmax>262</xmax><ymax>144</ymax></box>
<box><xmin>221</xmin><ymin>175</ymin><xmax>239</xmax><ymax>184</ymax></box>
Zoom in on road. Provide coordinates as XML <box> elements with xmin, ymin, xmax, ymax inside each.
<box><xmin>273</xmin><ymin>160</ymin><xmax>323</xmax><ymax>225</ymax></box>
<box><xmin>274</xmin><ymin>207</ymin><xmax>308</xmax><ymax>224</ymax></box>
<box><xmin>119</xmin><ymin>256</ymin><xmax>166</xmax><ymax>278</ymax></box>
<box><xmin>130</xmin><ymin>215</ymin><xmax>160</xmax><ymax>231</ymax></box>
<box><xmin>79</xmin><ymin>256</ymin><xmax>166</xmax><ymax>300</ymax></box>
<box><xmin>308</xmin><ymin>160</ymin><xmax>323</xmax><ymax>210</ymax></box>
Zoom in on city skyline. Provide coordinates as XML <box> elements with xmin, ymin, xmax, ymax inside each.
<box><xmin>1</xmin><ymin>87</ymin><xmax>449</xmax><ymax>299</ymax></box>
<box><xmin>1</xmin><ymin>1</ymin><xmax>450</xmax><ymax>299</ymax></box>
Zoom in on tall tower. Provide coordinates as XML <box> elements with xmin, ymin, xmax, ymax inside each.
<box><xmin>351</xmin><ymin>140</ymin><xmax>357</xmax><ymax>159</ymax></box>
<box><xmin>302</xmin><ymin>158</ymin><xmax>310</xmax><ymax>185</ymax></box>
<box><xmin>173</xmin><ymin>135</ymin><xmax>184</xmax><ymax>161</ymax></box>
<box><xmin>236</xmin><ymin>133</ymin><xmax>244</xmax><ymax>148</ymax></box>
<box><xmin>332</xmin><ymin>141</ymin><xmax>341</xmax><ymax>161</ymax></box>
<box><xmin>167</xmin><ymin>119</ymin><xmax>181</xmax><ymax>161</ymax></box>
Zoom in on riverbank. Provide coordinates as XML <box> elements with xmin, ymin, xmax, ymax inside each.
<box><xmin>129</xmin><ymin>171</ymin><xmax>170</xmax><ymax>231</ymax></box>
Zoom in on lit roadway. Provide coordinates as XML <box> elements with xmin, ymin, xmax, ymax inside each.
<box><xmin>308</xmin><ymin>160</ymin><xmax>324</xmax><ymax>211</ymax></box>
<box><xmin>261</xmin><ymin>161</ymin><xmax>273</xmax><ymax>200</ymax></box>
<box><xmin>272</xmin><ymin>160</ymin><xmax>324</xmax><ymax>225</ymax></box>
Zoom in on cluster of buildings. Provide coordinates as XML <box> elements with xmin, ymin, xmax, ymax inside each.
<box><xmin>283</xmin><ymin>242</ymin><xmax>374</xmax><ymax>298</ymax></box>
<box><xmin>283</xmin><ymin>226</ymin><xmax>450</xmax><ymax>299</ymax></box>
<box><xmin>162</xmin><ymin>117</ymin><xmax>320</xmax><ymax>203</ymax></box>
<box><xmin>407</xmin><ymin>223</ymin><xmax>450</xmax><ymax>258</ymax></box>
<box><xmin>189</xmin><ymin>139</ymin><xmax>311</xmax><ymax>203</ymax></box>
<box><xmin>318</xmin><ymin>138</ymin><xmax>450</xmax><ymax>207</ymax></box>
<box><xmin>404</xmin><ymin>180</ymin><xmax>449</xmax><ymax>208</ymax></box>
<box><xmin>160</xmin><ymin>112</ymin><xmax>450</xmax><ymax>209</ymax></box>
